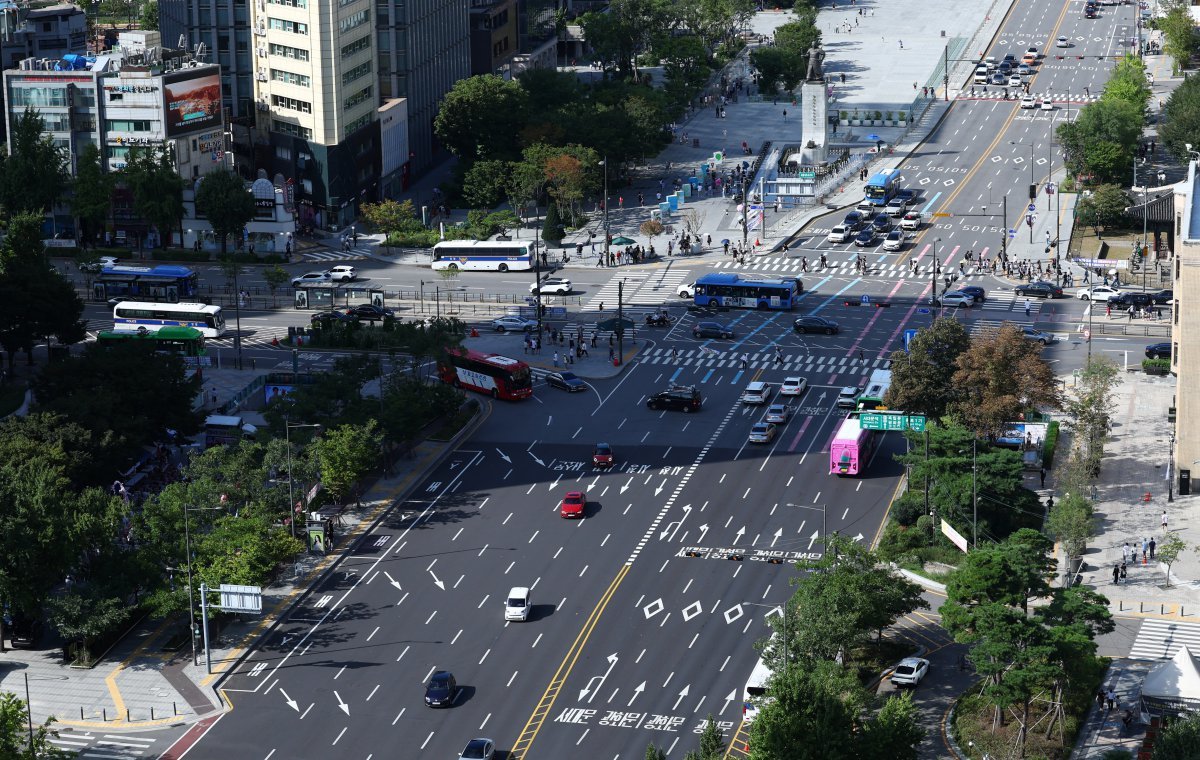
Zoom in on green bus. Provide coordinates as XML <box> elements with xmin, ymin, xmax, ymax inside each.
<box><xmin>96</xmin><ymin>326</ymin><xmax>208</xmax><ymax>364</ymax></box>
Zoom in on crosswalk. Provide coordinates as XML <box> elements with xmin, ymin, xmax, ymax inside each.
<box><xmin>963</xmin><ymin>91</ymin><xmax>1100</xmax><ymax>103</ymax></box>
<box><xmin>636</xmin><ymin>346</ymin><xmax>890</xmax><ymax>374</ymax></box>
<box><xmin>50</xmin><ymin>732</ymin><xmax>157</xmax><ymax>758</ymax></box>
<box><xmin>301</xmin><ymin>246</ymin><xmax>373</xmax><ymax>262</ymax></box>
<box><xmin>707</xmin><ymin>258</ymin><xmax>991</xmax><ymax>281</ymax></box>
<box><xmin>1129</xmin><ymin>619</ymin><xmax>1200</xmax><ymax>661</ymax></box>
<box><xmin>585</xmin><ymin>269</ymin><xmax>693</xmax><ymax>309</ymax></box>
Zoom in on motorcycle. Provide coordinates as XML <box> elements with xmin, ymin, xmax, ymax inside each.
<box><xmin>645</xmin><ymin>312</ymin><xmax>675</xmax><ymax>327</ymax></box>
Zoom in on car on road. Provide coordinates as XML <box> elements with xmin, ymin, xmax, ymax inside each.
<box><xmin>593</xmin><ymin>443</ymin><xmax>614</xmax><ymax>468</ymax></box>
<box><xmin>291</xmin><ymin>270</ymin><xmax>331</xmax><ymax>287</ymax></box>
<box><xmin>1040</xmin><ymin>99</ymin><xmax>1054</xmax><ymax>111</ymax></box>
<box><xmin>958</xmin><ymin>285</ymin><xmax>987</xmax><ymax>303</ymax></box>
<box><xmin>843</xmin><ymin>211</ymin><xmax>865</xmax><ymax>230</ymax></box>
<box><xmin>741</xmin><ymin>381</ymin><xmax>772</xmax><ymax>404</ymax></box>
<box><xmin>1017</xmin><ymin>63</ymin><xmax>1032</xmax><ymax>76</ymax></box>
<box><xmin>328</xmin><ymin>265</ymin><xmax>357</xmax><ymax>281</ymax></box>
<box><xmin>1020</xmin><ymin>326</ymin><xmax>1054</xmax><ymax>345</ymax></box>
<box><xmin>882</xmin><ymin>229</ymin><xmax>904</xmax><ymax>251</ymax></box>
<box><xmin>505</xmin><ymin>587</ymin><xmax>530</xmax><ymax>622</ymax></box>
<box><xmin>974</xmin><ymin>68</ymin><xmax>990</xmax><ymax>84</ymax></box>
<box><xmin>1020</xmin><ymin>95</ymin><xmax>1036</xmax><ymax>109</ymax></box>
<box><xmin>854</xmin><ymin>228</ymin><xmax>877</xmax><ymax>247</ymax></box>
<box><xmin>311</xmin><ymin>310</ymin><xmax>360</xmax><ymax>326</ymax></box>
<box><xmin>346</xmin><ymin>303</ymin><xmax>395</xmax><ymax>321</ymax></box>
<box><xmin>490</xmin><ymin>315</ymin><xmax>537</xmax><ymax>332</ymax></box>
<box><xmin>1151</xmin><ymin>289</ymin><xmax>1174</xmax><ymax>305</ymax></box>
<box><xmin>1008</xmin><ymin>74</ymin><xmax>1022</xmax><ymax>87</ymax></box>
<box><xmin>545</xmin><ymin>371</ymin><xmax>586</xmax><ymax>392</ymax></box>
<box><xmin>827</xmin><ymin>224</ymin><xmax>851</xmax><ymax>243</ymax></box>
<box><xmin>872</xmin><ymin>212</ymin><xmax>891</xmax><ymax>233</ymax></box>
<box><xmin>678</xmin><ymin>282</ymin><xmax>696</xmax><ymax>298</ymax></box>
<box><xmin>530</xmin><ymin>277</ymin><xmax>572</xmax><ymax>295</ymax></box>
<box><xmin>647</xmin><ymin>385</ymin><xmax>702</xmax><ymax>412</ymax></box>
<box><xmin>1146</xmin><ymin>342</ymin><xmax>1172</xmax><ymax>360</ymax></box>
<box><xmin>425</xmin><ymin>671</ymin><xmax>458</xmax><ymax>707</ymax></box>
<box><xmin>693</xmin><ymin>321</ymin><xmax>734</xmax><ymax>339</ymax></box>
<box><xmin>794</xmin><ymin>315</ymin><xmax>839</xmax><ymax>334</ymax></box>
<box><xmin>1077</xmin><ymin>285</ymin><xmax>1121</xmax><ymax>301</ymax></box>
<box><xmin>836</xmin><ymin>386</ymin><xmax>860</xmax><ymax>409</ymax></box>
<box><xmin>891</xmin><ymin>657</ymin><xmax>930</xmax><ymax>687</ymax></box>
<box><xmin>458</xmin><ymin>738</ymin><xmax>496</xmax><ymax>760</ymax></box>
<box><xmin>990</xmin><ymin>72</ymin><xmax>1006</xmax><ymax>86</ymax></box>
<box><xmin>1015</xmin><ymin>281</ymin><xmax>1063</xmax><ymax>298</ymax></box>
<box><xmin>1056</xmin><ymin>35</ymin><xmax>1071</xmax><ymax>48</ymax></box>
<box><xmin>1110</xmin><ymin>291</ymin><xmax>1154</xmax><ymax>308</ymax></box>
<box><xmin>885</xmin><ymin>197</ymin><xmax>908</xmax><ymax>217</ymax></box>
<box><xmin>936</xmin><ymin>291</ymin><xmax>975</xmax><ymax>308</ymax></box>
<box><xmin>780</xmin><ymin>377</ymin><xmax>808</xmax><ymax>396</ymax></box>
<box><xmin>560</xmin><ymin>490</ymin><xmax>587</xmax><ymax>518</ymax></box>
<box><xmin>900</xmin><ymin>212</ymin><xmax>922</xmax><ymax>230</ymax></box>
<box><xmin>748</xmin><ymin>422</ymin><xmax>777</xmax><ymax>444</ymax></box>
<box><xmin>80</xmin><ymin>255</ymin><xmax>120</xmax><ymax>273</ymax></box>
<box><xmin>764</xmin><ymin>404</ymin><xmax>791</xmax><ymax>424</ymax></box>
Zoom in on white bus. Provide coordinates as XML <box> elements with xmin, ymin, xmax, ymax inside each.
<box><xmin>431</xmin><ymin>240</ymin><xmax>533</xmax><ymax>272</ymax></box>
<box><xmin>742</xmin><ymin>658</ymin><xmax>773</xmax><ymax>724</ymax></box>
<box><xmin>113</xmin><ymin>301</ymin><xmax>226</xmax><ymax>337</ymax></box>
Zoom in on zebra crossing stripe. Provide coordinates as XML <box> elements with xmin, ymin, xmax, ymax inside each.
<box><xmin>1128</xmin><ymin>619</ymin><xmax>1200</xmax><ymax>661</ymax></box>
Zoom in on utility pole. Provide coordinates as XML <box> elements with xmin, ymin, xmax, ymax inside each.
<box><xmin>532</xmin><ymin>203</ymin><xmax>544</xmax><ymax>336</ymax></box>
<box><xmin>616</xmin><ymin>279</ymin><xmax>624</xmax><ymax>365</ymax></box>
<box><xmin>930</xmin><ymin>237</ymin><xmax>941</xmax><ymax>321</ymax></box>
<box><xmin>741</xmin><ymin>175</ymin><xmax>750</xmax><ymax>255</ymax></box>
<box><xmin>600</xmin><ymin>157</ymin><xmax>610</xmax><ymax>267</ymax></box>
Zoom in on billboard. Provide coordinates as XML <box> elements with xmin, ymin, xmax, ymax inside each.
<box><xmin>162</xmin><ymin>69</ymin><xmax>222</xmax><ymax>137</ymax></box>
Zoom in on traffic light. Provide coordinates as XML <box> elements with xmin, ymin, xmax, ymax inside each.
<box><xmin>1029</xmin><ymin>183</ymin><xmax>1037</xmax><ymax>200</ymax></box>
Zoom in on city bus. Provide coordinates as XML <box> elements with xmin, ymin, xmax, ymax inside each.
<box><xmin>742</xmin><ymin>657</ymin><xmax>773</xmax><ymax>725</ymax></box>
<box><xmin>829</xmin><ymin>414</ymin><xmax>877</xmax><ymax>476</ymax></box>
<box><xmin>857</xmin><ymin>369</ymin><xmax>892</xmax><ymax>410</ymax></box>
<box><xmin>437</xmin><ymin>348</ymin><xmax>533</xmax><ymax>400</ymax></box>
<box><xmin>864</xmin><ymin>169</ymin><xmax>902</xmax><ymax>206</ymax></box>
<box><xmin>112</xmin><ymin>301</ymin><xmax>226</xmax><ymax>337</ymax></box>
<box><xmin>97</xmin><ymin>326</ymin><xmax>207</xmax><ymax>361</ymax></box>
<box><xmin>431</xmin><ymin>240</ymin><xmax>533</xmax><ymax>272</ymax></box>
<box><xmin>94</xmin><ymin>264</ymin><xmax>199</xmax><ymax>302</ymax></box>
<box><xmin>691</xmin><ymin>273</ymin><xmax>799</xmax><ymax>310</ymax></box>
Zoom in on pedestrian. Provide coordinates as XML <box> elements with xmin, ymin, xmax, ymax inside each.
<box><xmin>1040</xmin><ymin>468</ymin><xmax>1046</xmax><ymax>488</ymax></box>
<box><xmin>1122</xmin><ymin>709</ymin><xmax>1134</xmax><ymax>734</ymax></box>
<box><xmin>898</xmin><ymin>40</ymin><xmax>903</xmax><ymax>49</ymax></box>
<box><xmin>782</xmin><ymin>109</ymin><xmax>788</xmax><ymax>120</ymax></box>
<box><xmin>1162</xmin><ymin>511</ymin><xmax>1169</xmax><ymax>531</ymax></box>
<box><xmin>741</xmin><ymin>355</ymin><xmax>748</xmax><ymax>370</ymax></box>
<box><xmin>1024</xmin><ymin>299</ymin><xmax>1031</xmax><ymax>318</ymax></box>
<box><xmin>858</xmin><ymin>348</ymin><xmax>865</xmax><ymax>363</ymax></box>
<box><xmin>1096</xmin><ymin>688</ymin><xmax>1107</xmax><ymax>710</ymax></box>
<box><xmin>1122</xmin><ymin>542</ymin><xmax>1131</xmax><ymax>563</ymax></box>
<box><xmin>1107</xmin><ymin>688</ymin><xmax>1117</xmax><ymax>711</ymax></box>
<box><xmin>1150</xmin><ymin>537</ymin><xmax>1157</xmax><ymax>559</ymax></box>
<box><xmin>672</xmin><ymin>347</ymin><xmax>679</xmax><ymax>360</ymax></box>
<box><xmin>1142</xmin><ymin>537</ymin><xmax>1150</xmax><ymax>558</ymax></box>
<box><xmin>774</xmin><ymin>347</ymin><xmax>783</xmax><ymax>365</ymax></box>
<box><xmin>1112</xmin><ymin>564</ymin><xmax>1120</xmax><ymax>584</ymax></box>
<box><xmin>552</xmin><ymin>351</ymin><xmax>560</xmax><ymax>368</ymax></box>
<box><xmin>1128</xmin><ymin>304</ymin><xmax>1135</xmax><ymax>321</ymax></box>
<box><xmin>1106</xmin><ymin>303</ymin><xmax>1112</xmax><ymax>318</ymax></box>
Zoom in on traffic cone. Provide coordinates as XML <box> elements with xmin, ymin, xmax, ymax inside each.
<box><xmin>271</xmin><ymin>337</ymin><xmax>280</xmax><ymax>347</ymax></box>
<box><xmin>470</xmin><ymin>328</ymin><xmax>479</xmax><ymax>338</ymax></box>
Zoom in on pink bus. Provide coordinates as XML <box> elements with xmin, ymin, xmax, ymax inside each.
<box><xmin>829</xmin><ymin>415</ymin><xmax>877</xmax><ymax>476</ymax></box>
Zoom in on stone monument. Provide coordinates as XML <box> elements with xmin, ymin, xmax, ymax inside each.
<box><xmin>799</xmin><ymin>43</ymin><xmax>828</xmax><ymax>165</ymax></box>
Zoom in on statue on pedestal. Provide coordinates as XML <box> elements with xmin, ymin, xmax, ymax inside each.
<box><xmin>805</xmin><ymin>44</ymin><xmax>826</xmax><ymax>83</ymax></box>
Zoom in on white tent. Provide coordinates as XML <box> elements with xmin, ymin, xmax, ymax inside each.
<box><xmin>1141</xmin><ymin>645</ymin><xmax>1200</xmax><ymax>719</ymax></box>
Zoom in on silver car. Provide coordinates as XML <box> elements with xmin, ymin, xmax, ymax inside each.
<box><xmin>764</xmin><ymin>404</ymin><xmax>791</xmax><ymax>424</ymax></box>
<box><xmin>490</xmin><ymin>315</ymin><xmax>538</xmax><ymax>332</ymax></box>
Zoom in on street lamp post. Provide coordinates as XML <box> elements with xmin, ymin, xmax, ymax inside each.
<box><xmin>285</xmin><ymin>422</ymin><xmax>322</xmax><ymax>540</ymax></box>
<box><xmin>1009</xmin><ymin>141</ymin><xmax>1036</xmax><ymax>243</ymax></box>
<box><xmin>931</xmin><ymin>237</ymin><xmax>941</xmax><ymax>321</ymax></box>
<box><xmin>181</xmin><ymin>504</ymin><xmax>225</xmax><ymax>667</ymax></box>
<box><xmin>600</xmin><ymin>158</ymin><xmax>610</xmax><ymax>268</ymax></box>
<box><xmin>741</xmin><ymin>601</ymin><xmax>793</xmax><ymax>672</ymax></box>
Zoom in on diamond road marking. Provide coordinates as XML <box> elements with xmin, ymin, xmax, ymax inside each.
<box><xmin>681</xmin><ymin>601</ymin><xmax>703</xmax><ymax>621</ymax></box>
<box><xmin>723</xmin><ymin>604</ymin><xmax>745</xmax><ymax>624</ymax></box>
<box><xmin>643</xmin><ymin>598</ymin><xmax>665</xmax><ymax>619</ymax></box>
<box><xmin>991</xmin><ymin>155</ymin><xmax>1003</xmax><ymax>163</ymax></box>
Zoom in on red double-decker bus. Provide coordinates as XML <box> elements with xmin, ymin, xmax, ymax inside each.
<box><xmin>438</xmin><ymin>348</ymin><xmax>533</xmax><ymax>400</ymax></box>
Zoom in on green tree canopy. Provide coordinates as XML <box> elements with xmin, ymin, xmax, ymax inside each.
<box><xmin>747</xmin><ymin>660</ymin><xmax>866</xmax><ymax>760</ymax></box>
<box><xmin>0</xmin><ymin>692</ymin><xmax>71</xmax><ymax>759</ymax></box>
<box><xmin>1074</xmin><ymin>183</ymin><xmax>1129</xmax><ymax>232</ymax></box>
<box><xmin>194</xmin><ymin>168</ymin><xmax>257</xmax><ymax>256</ymax></box>
<box><xmin>1152</xmin><ymin>710</ymin><xmax>1200</xmax><ymax>760</ymax></box>
<box><xmin>71</xmin><ymin>143</ymin><xmax>115</xmax><ymax>246</ymax></box>
<box><xmin>434</xmin><ymin>75</ymin><xmax>529</xmax><ymax>163</ymax></box>
<box><xmin>0</xmin><ymin>108</ymin><xmax>68</xmax><ymax>215</ymax></box>
<box><xmin>311</xmin><ymin>420</ymin><xmax>383</xmax><ymax>503</ymax></box>
<box><xmin>0</xmin><ymin>213</ymin><xmax>86</xmax><ymax>365</ymax></box>
<box><xmin>950</xmin><ymin>324</ymin><xmax>1061</xmax><ymax>439</ymax></box>
<box><xmin>884</xmin><ymin>317</ymin><xmax>970</xmax><ymax>419</ymax></box>
<box><xmin>123</xmin><ymin>143</ymin><xmax>185</xmax><ymax>248</ymax></box>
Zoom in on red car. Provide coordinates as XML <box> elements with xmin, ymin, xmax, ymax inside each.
<box><xmin>593</xmin><ymin>443</ymin><xmax>614</xmax><ymax>468</ymax></box>
<box><xmin>560</xmin><ymin>491</ymin><xmax>587</xmax><ymax>519</ymax></box>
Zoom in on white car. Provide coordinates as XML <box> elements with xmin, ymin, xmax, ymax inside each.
<box><xmin>780</xmin><ymin>376</ymin><xmax>808</xmax><ymax>396</ymax></box>
<box><xmin>891</xmin><ymin>657</ymin><xmax>930</xmax><ymax>686</ymax></box>
<box><xmin>530</xmin><ymin>277</ymin><xmax>572</xmax><ymax>295</ymax></box>
<box><xmin>937</xmin><ymin>291</ymin><xmax>975</xmax><ymax>308</ymax></box>
<box><xmin>1077</xmin><ymin>285</ymin><xmax>1121</xmax><ymax>301</ymax></box>
<box><xmin>900</xmin><ymin>212</ymin><xmax>922</xmax><ymax>230</ymax></box>
<box><xmin>827</xmin><ymin>225</ymin><xmax>850</xmax><ymax>243</ymax></box>
<box><xmin>1008</xmin><ymin>75</ymin><xmax>1022</xmax><ymax>87</ymax></box>
<box><xmin>883</xmin><ymin>229</ymin><xmax>904</xmax><ymax>251</ymax></box>
<box><xmin>748</xmin><ymin>422</ymin><xmax>777</xmax><ymax>443</ymax></box>
<box><xmin>678</xmin><ymin>282</ymin><xmax>695</xmax><ymax>298</ymax></box>
<box><xmin>328</xmin><ymin>265</ymin><xmax>357</xmax><ymax>281</ymax></box>
<box><xmin>490</xmin><ymin>315</ymin><xmax>538</xmax><ymax>332</ymax></box>
<box><xmin>741</xmin><ymin>381</ymin><xmax>772</xmax><ymax>404</ymax></box>
<box><xmin>80</xmin><ymin>255</ymin><xmax>120</xmax><ymax>273</ymax></box>
<box><xmin>1040</xmin><ymin>99</ymin><xmax>1054</xmax><ymax>111</ymax></box>
<box><xmin>1056</xmin><ymin>36</ymin><xmax>1070</xmax><ymax>48</ymax></box>
<box><xmin>836</xmin><ymin>386</ymin><xmax>860</xmax><ymax>409</ymax></box>
<box><xmin>1020</xmin><ymin>96</ymin><xmax>1036</xmax><ymax>109</ymax></box>
<box><xmin>291</xmin><ymin>270</ymin><xmax>332</xmax><ymax>287</ymax></box>
<box><xmin>504</xmin><ymin>587</ymin><xmax>530</xmax><ymax>622</ymax></box>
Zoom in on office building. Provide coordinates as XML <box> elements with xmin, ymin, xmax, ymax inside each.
<box><xmin>469</xmin><ymin>0</ymin><xmax>516</xmax><ymax>76</ymax></box>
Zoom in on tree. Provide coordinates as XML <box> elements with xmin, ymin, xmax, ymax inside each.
<box><xmin>139</xmin><ymin>0</ymin><xmax>159</xmax><ymax>30</ymax></box>
<box><xmin>644</xmin><ymin>744</ymin><xmax>667</xmax><ymax>760</ymax></box>
<box><xmin>542</xmin><ymin>201</ymin><xmax>565</xmax><ymax>245</ymax></box>
<box><xmin>263</xmin><ymin>264</ymin><xmax>289</xmax><ymax>305</ymax></box>
<box><xmin>640</xmin><ymin>219</ymin><xmax>664</xmax><ymax>250</ymax></box>
<box><xmin>45</xmin><ymin>591</ymin><xmax>133</xmax><ymax>665</ymax></box>
<box><xmin>123</xmin><ymin>144</ymin><xmax>184</xmax><ymax>249</ymax></box>
<box><xmin>1159</xmin><ymin>76</ymin><xmax>1200</xmax><ymax>161</ymax></box>
<box><xmin>360</xmin><ymin>198</ymin><xmax>423</xmax><ymax>236</ymax></box>
<box><xmin>1046</xmin><ymin>491</ymin><xmax>1095</xmax><ymax>561</ymax></box>
<box><xmin>858</xmin><ymin>693</ymin><xmax>925</xmax><ymax>760</ymax></box>
<box><xmin>71</xmin><ymin>143</ymin><xmax>115</xmax><ymax>246</ymax></box>
<box><xmin>0</xmin><ymin>108</ymin><xmax>68</xmax><ymax>215</ymax></box>
<box><xmin>1062</xmin><ymin>355</ymin><xmax>1120</xmax><ymax>476</ymax></box>
<box><xmin>462</xmin><ymin>160</ymin><xmax>512</xmax><ymax>209</ymax></box>
<box><xmin>697</xmin><ymin>715</ymin><xmax>725</xmax><ymax>759</ymax></box>
<box><xmin>1075</xmin><ymin>184</ymin><xmax>1130</xmax><ymax>232</ymax></box>
<box><xmin>1155</xmin><ymin>533</ymin><xmax>1189</xmax><ymax>588</ymax></box>
<box><xmin>1159</xmin><ymin>0</ymin><xmax>1198</xmax><ymax>76</ymax></box>
<box><xmin>747</xmin><ymin>661</ymin><xmax>864</xmax><ymax>760</ymax></box>
<box><xmin>951</xmin><ymin>324</ymin><xmax>1061</xmax><ymax>439</ymax></box>
<box><xmin>0</xmin><ymin>213</ymin><xmax>86</xmax><ymax>366</ymax></box>
<box><xmin>194</xmin><ymin>168</ymin><xmax>256</xmax><ymax>257</ymax></box>
<box><xmin>434</xmin><ymin>75</ymin><xmax>529</xmax><ymax>162</ymax></box>
<box><xmin>311</xmin><ymin>420</ymin><xmax>382</xmax><ymax>504</ymax></box>
<box><xmin>0</xmin><ymin>692</ymin><xmax>71</xmax><ymax>759</ymax></box>
<box><xmin>1152</xmin><ymin>710</ymin><xmax>1200</xmax><ymax>760</ymax></box>
<box><xmin>884</xmin><ymin>317</ymin><xmax>970</xmax><ymax>418</ymax></box>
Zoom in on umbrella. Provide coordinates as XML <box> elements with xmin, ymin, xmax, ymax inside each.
<box><xmin>611</xmin><ymin>236</ymin><xmax>636</xmax><ymax>245</ymax></box>
<box><xmin>866</xmin><ymin>133</ymin><xmax>881</xmax><ymax>141</ymax></box>
<box><xmin>721</xmin><ymin>238</ymin><xmax>730</xmax><ymax>245</ymax></box>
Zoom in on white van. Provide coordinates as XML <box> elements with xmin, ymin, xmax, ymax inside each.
<box><xmin>827</xmin><ymin>224</ymin><xmax>850</xmax><ymax>243</ymax></box>
<box><xmin>973</xmin><ymin>68</ymin><xmax>990</xmax><ymax>84</ymax></box>
<box><xmin>741</xmin><ymin>381</ymin><xmax>772</xmax><ymax>404</ymax></box>
<box><xmin>505</xmin><ymin>587</ymin><xmax>531</xmax><ymax>621</ymax></box>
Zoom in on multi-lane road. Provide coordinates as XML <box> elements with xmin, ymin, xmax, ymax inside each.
<box><xmin>127</xmin><ymin>1</ymin><xmax>1168</xmax><ymax>758</ymax></box>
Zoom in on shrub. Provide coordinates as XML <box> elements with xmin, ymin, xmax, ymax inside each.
<box><xmin>1042</xmin><ymin>421</ymin><xmax>1060</xmax><ymax>469</ymax></box>
<box><xmin>1142</xmin><ymin>357</ymin><xmax>1171</xmax><ymax>372</ymax></box>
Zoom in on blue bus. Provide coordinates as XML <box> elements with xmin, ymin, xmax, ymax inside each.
<box><xmin>864</xmin><ymin>169</ymin><xmax>902</xmax><ymax>206</ymax></box>
<box><xmin>691</xmin><ymin>273</ymin><xmax>800</xmax><ymax>310</ymax></box>
<box><xmin>93</xmin><ymin>264</ymin><xmax>199</xmax><ymax>303</ymax></box>
<box><xmin>431</xmin><ymin>240</ymin><xmax>533</xmax><ymax>272</ymax></box>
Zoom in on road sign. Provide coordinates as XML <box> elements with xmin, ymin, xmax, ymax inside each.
<box><xmin>860</xmin><ymin>412</ymin><xmax>927</xmax><ymax>432</ymax></box>
<box><xmin>932</xmin><ymin>212</ymin><xmax>953</xmax><ymax>218</ymax></box>
<box><xmin>798</xmin><ymin>171</ymin><xmax>816</xmax><ymax>179</ymax></box>
<box><xmin>861</xmin><ymin>294</ymin><xmax>871</xmax><ymax>305</ymax></box>
<box><xmin>1026</xmin><ymin>216</ymin><xmax>1034</xmax><ymax>227</ymax></box>
<box><xmin>903</xmin><ymin>328</ymin><xmax>919</xmax><ymax>351</ymax></box>
<box><xmin>1046</xmin><ymin>182</ymin><xmax>1056</xmax><ymax>194</ymax></box>
<box><xmin>1027</xmin><ymin>203</ymin><xmax>1037</xmax><ymax>212</ymax></box>
<box><xmin>906</xmin><ymin>415</ymin><xmax>927</xmax><ymax>432</ymax></box>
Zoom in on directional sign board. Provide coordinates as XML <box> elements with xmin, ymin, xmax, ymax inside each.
<box><xmin>932</xmin><ymin>212</ymin><xmax>953</xmax><ymax>218</ymax></box>
<box><xmin>1027</xmin><ymin>203</ymin><xmax>1037</xmax><ymax>212</ymax></box>
<box><xmin>903</xmin><ymin>328</ymin><xmax>919</xmax><ymax>351</ymax></box>
<box><xmin>798</xmin><ymin>171</ymin><xmax>816</xmax><ymax>179</ymax></box>
<box><xmin>860</xmin><ymin>412</ymin><xmax>927</xmax><ymax>432</ymax></box>
<box><xmin>861</xmin><ymin>294</ymin><xmax>871</xmax><ymax>305</ymax></box>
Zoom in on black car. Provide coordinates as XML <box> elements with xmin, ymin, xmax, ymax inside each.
<box><xmin>1151</xmin><ymin>289</ymin><xmax>1173</xmax><ymax>305</ymax></box>
<box><xmin>425</xmin><ymin>671</ymin><xmax>457</xmax><ymax>707</ymax></box>
<box><xmin>546</xmin><ymin>371</ymin><xmax>586</xmax><ymax>392</ymax></box>
<box><xmin>843</xmin><ymin>211</ymin><xmax>865</xmax><ymax>230</ymax></box>
<box><xmin>958</xmin><ymin>285</ymin><xmax>987</xmax><ymax>303</ymax></box>
<box><xmin>346</xmin><ymin>304</ymin><xmax>395</xmax><ymax>321</ymax></box>
<box><xmin>794</xmin><ymin>315</ymin><xmax>840</xmax><ymax>334</ymax></box>
<box><xmin>1146</xmin><ymin>342</ymin><xmax>1172</xmax><ymax>360</ymax></box>
<box><xmin>854</xmin><ymin>228</ymin><xmax>876</xmax><ymax>247</ymax></box>
<box><xmin>693</xmin><ymin>321</ymin><xmax>734</xmax><ymax>339</ymax></box>
<box><xmin>647</xmin><ymin>385</ymin><xmax>702</xmax><ymax>412</ymax></box>
<box><xmin>311</xmin><ymin>310</ymin><xmax>360</xmax><ymax>325</ymax></box>
<box><xmin>872</xmin><ymin>212</ymin><xmax>891</xmax><ymax>232</ymax></box>
<box><xmin>1110</xmin><ymin>291</ymin><xmax>1154</xmax><ymax>308</ymax></box>
<box><xmin>1015</xmin><ymin>281</ymin><xmax>1063</xmax><ymax>298</ymax></box>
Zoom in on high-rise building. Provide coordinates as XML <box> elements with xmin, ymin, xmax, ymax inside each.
<box><xmin>469</xmin><ymin>0</ymin><xmax>516</xmax><ymax>77</ymax></box>
<box><xmin>158</xmin><ymin>0</ymin><xmax>254</xmax><ymax>119</ymax></box>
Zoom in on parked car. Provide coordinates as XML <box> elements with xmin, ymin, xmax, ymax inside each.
<box><xmin>1145</xmin><ymin>342</ymin><xmax>1172</xmax><ymax>360</ymax></box>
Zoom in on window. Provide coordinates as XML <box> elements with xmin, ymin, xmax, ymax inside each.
<box><xmin>270</xmin><ymin>43</ymin><xmax>309</xmax><ymax>61</ymax></box>
<box><xmin>339</xmin><ymin>9</ymin><xmax>369</xmax><ymax>34</ymax></box>
<box><xmin>344</xmin><ymin>85</ymin><xmax>372</xmax><ymax>110</ymax></box>
<box><xmin>301</xmin><ymin>178</ymin><xmax>313</xmax><ymax>194</ymax></box>
<box><xmin>106</xmin><ymin>145</ymin><xmax>131</xmax><ymax>161</ymax></box>
<box><xmin>342</xmin><ymin>60</ymin><xmax>371</xmax><ymax>86</ymax></box>
<box><xmin>275</xmin><ymin>145</ymin><xmax>292</xmax><ymax>160</ymax></box>
<box><xmin>271</xmin><ymin>94</ymin><xmax>312</xmax><ymax>113</ymax></box>
<box><xmin>10</xmin><ymin>86</ymin><xmax>69</xmax><ymax>107</ymax></box>
<box><xmin>272</xmin><ymin>120</ymin><xmax>312</xmax><ymax>139</ymax></box>
<box><xmin>341</xmin><ymin>35</ymin><xmax>370</xmax><ymax>58</ymax></box>
<box><xmin>345</xmin><ymin>112</ymin><xmax>372</xmax><ymax>134</ymax></box>
<box><xmin>107</xmin><ymin>119</ymin><xmax>153</xmax><ymax>132</ymax></box>
<box><xmin>268</xmin><ymin>0</ymin><xmax>307</xmax><ymax>6</ymax></box>
<box><xmin>268</xmin><ymin>18</ymin><xmax>308</xmax><ymax>34</ymax></box>
<box><xmin>271</xmin><ymin>69</ymin><xmax>311</xmax><ymax>87</ymax></box>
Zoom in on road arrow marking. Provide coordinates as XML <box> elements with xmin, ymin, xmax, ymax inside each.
<box><xmin>384</xmin><ymin>571</ymin><xmax>402</xmax><ymax>591</ymax></box>
<box><xmin>578</xmin><ymin>653</ymin><xmax>619</xmax><ymax>702</ymax></box>
<box><xmin>697</xmin><ymin>524</ymin><xmax>709</xmax><ymax>543</ymax></box>
<box><xmin>807</xmin><ymin>530</ymin><xmax>820</xmax><ymax>551</ymax></box>
<box><xmin>429</xmin><ymin>570</ymin><xmax>445</xmax><ymax>590</ymax></box>
<box><xmin>672</xmin><ymin>685</ymin><xmax>691</xmax><ymax>711</ymax></box>
<box><xmin>280</xmin><ymin>689</ymin><xmax>299</xmax><ymax>712</ymax></box>
<box><xmin>621</xmin><ymin>477</ymin><xmax>633</xmax><ymax>494</ymax></box>
<box><xmin>496</xmin><ymin>448</ymin><xmax>511</xmax><ymax>463</ymax></box>
<box><xmin>723</xmin><ymin>689</ymin><xmax>737</xmax><ymax>714</ymax></box>
<box><xmin>853</xmin><ymin>532</ymin><xmax>864</xmax><ymax>542</ymax></box>
<box><xmin>816</xmin><ymin>391</ymin><xmax>827</xmax><ymax>405</ymax></box>
<box><xmin>628</xmin><ymin>681</ymin><xmax>646</xmax><ymax>707</ymax></box>
<box><xmin>655</xmin><ymin>479</ymin><xmax>667</xmax><ymax>496</ymax></box>
<box><xmin>529</xmin><ymin>451</ymin><xmax>546</xmax><ymax>466</ymax></box>
<box><xmin>334</xmin><ymin>691</ymin><xmax>349</xmax><ymax>716</ymax></box>
<box><xmin>659</xmin><ymin>505</ymin><xmax>692</xmax><ymax>541</ymax></box>
<box><xmin>732</xmin><ymin>526</ymin><xmax>746</xmax><ymax>545</ymax></box>
<box><xmin>770</xmin><ymin>528</ymin><xmax>783</xmax><ymax>548</ymax></box>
